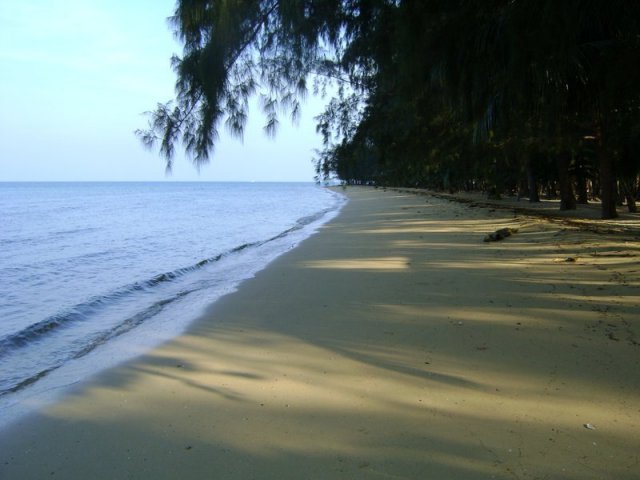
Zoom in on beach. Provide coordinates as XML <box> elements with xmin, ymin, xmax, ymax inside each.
<box><xmin>1</xmin><ymin>186</ymin><xmax>639</xmax><ymax>479</ymax></box>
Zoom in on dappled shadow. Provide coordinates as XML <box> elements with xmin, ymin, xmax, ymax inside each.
<box><xmin>2</xmin><ymin>187</ymin><xmax>639</xmax><ymax>479</ymax></box>
<box><xmin>399</xmin><ymin>187</ymin><xmax>640</xmax><ymax>228</ymax></box>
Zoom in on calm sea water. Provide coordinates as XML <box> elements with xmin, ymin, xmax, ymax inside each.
<box><xmin>0</xmin><ymin>182</ymin><xmax>344</xmax><ymax>422</ymax></box>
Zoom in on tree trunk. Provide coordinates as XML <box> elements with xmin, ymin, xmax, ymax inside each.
<box><xmin>620</xmin><ymin>177</ymin><xmax>638</xmax><ymax>213</ymax></box>
<box><xmin>595</xmin><ymin>115</ymin><xmax>619</xmax><ymax>219</ymax></box>
<box><xmin>526</xmin><ymin>153</ymin><xmax>540</xmax><ymax>202</ymax></box>
<box><xmin>557</xmin><ymin>151</ymin><xmax>576</xmax><ymax>210</ymax></box>
<box><xmin>590</xmin><ymin>177</ymin><xmax>599</xmax><ymax>202</ymax></box>
<box><xmin>575</xmin><ymin>173</ymin><xmax>589</xmax><ymax>204</ymax></box>
<box><xmin>599</xmin><ymin>152</ymin><xmax>618</xmax><ymax>219</ymax></box>
<box><xmin>600</xmin><ymin>154</ymin><xmax>618</xmax><ymax>219</ymax></box>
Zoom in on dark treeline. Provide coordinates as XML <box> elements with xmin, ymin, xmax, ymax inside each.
<box><xmin>138</xmin><ymin>1</ymin><xmax>640</xmax><ymax>219</ymax></box>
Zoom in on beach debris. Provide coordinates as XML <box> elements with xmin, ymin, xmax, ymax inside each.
<box><xmin>483</xmin><ymin>227</ymin><xmax>519</xmax><ymax>242</ymax></box>
<box><xmin>584</xmin><ymin>423</ymin><xmax>597</xmax><ymax>430</ymax></box>
<box><xmin>607</xmin><ymin>332</ymin><xmax>620</xmax><ymax>341</ymax></box>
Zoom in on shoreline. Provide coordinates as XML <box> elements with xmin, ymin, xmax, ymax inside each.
<box><xmin>0</xmin><ymin>185</ymin><xmax>345</xmax><ymax>430</ymax></box>
<box><xmin>1</xmin><ymin>186</ymin><xmax>638</xmax><ymax>479</ymax></box>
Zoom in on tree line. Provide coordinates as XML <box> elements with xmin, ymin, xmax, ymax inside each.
<box><xmin>137</xmin><ymin>1</ymin><xmax>640</xmax><ymax>219</ymax></box>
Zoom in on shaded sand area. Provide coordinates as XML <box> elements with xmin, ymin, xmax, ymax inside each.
<box><xmin>1</xmin><ymin>187</ymin><xmax>639</xmax><ymax>479</ymax></box>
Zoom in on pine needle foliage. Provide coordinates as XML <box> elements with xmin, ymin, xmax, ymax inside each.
<box><xmin>139</xmin><ymin>1</ymin><xmax>640</xmax><ymax>218</ymax></box>
<box><xmin>136</xmin><ymin>0</ymin><xmax>391</xmax><ymax>170</ymax></box>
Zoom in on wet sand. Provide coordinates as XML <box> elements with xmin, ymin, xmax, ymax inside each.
<box><xmin>1</xmin><ymin>186</ymin><xmax>639</xmax><ymax>479</ymax></box>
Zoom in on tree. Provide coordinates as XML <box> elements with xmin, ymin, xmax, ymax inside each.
<box><xmin>136</xmin><ymin>0</ymin><xmax>387</xmax><ymax>171</ymax></box>
<box><xmin>140</xmin><ymin>1</ymin><xmax>640</xmax><ymax>219</ymax></box>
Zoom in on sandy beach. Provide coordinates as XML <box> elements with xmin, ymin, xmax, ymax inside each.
<box><xmin>1</xmin><ymin>186</ymin><xmax>639</xmax><ymax>479</ymax></box>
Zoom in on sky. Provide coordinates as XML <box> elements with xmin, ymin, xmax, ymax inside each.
<box><xmin>0</xmin><ymin>1</ymin><xmax>327</xmax><ymax>182</ymax></box>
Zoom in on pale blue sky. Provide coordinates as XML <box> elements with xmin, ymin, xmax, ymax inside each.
<box><xmin>0</xmin><ymin>0</ymin><xmax>326</xmax><ymax>181</ymax></box>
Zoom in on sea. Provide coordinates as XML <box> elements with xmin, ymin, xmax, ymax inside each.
<box><xmin>0</xmin><ymin>181</ymin><xmax>345</xmax><ymax>427</ymax></box>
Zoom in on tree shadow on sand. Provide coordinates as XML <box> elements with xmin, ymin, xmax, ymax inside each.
<box><xmin>2</xmin><ymin>189</ymin><xmax>639</xmax><ymax>480</ymax></box>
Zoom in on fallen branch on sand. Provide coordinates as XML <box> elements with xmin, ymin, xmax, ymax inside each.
<box><xmin>484</xmin><ymin>227</ymin><xmax>519</xmax><ymax>242</ymax></box>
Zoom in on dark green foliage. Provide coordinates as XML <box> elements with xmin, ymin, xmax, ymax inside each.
<box><xmin>136</xmin><ymin>0</ymin><xmax>355</xmax><ymax>169</ymax></box>
<box><xmin>139</xmin><ymin>1</ymin><xmax>640</xmax><ymax>218</ymax></box>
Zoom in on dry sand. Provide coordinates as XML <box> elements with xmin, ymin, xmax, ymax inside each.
<box><xmin>1</xmin><ymin>186</ymin><xmax>639</xmax><ymax>479</ymax></box>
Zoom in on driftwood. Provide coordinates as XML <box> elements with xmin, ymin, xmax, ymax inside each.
<box><xmin>483</xmin><ymin>227</ymin><xmax>519</xmax><ymax>242</ymax></box>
